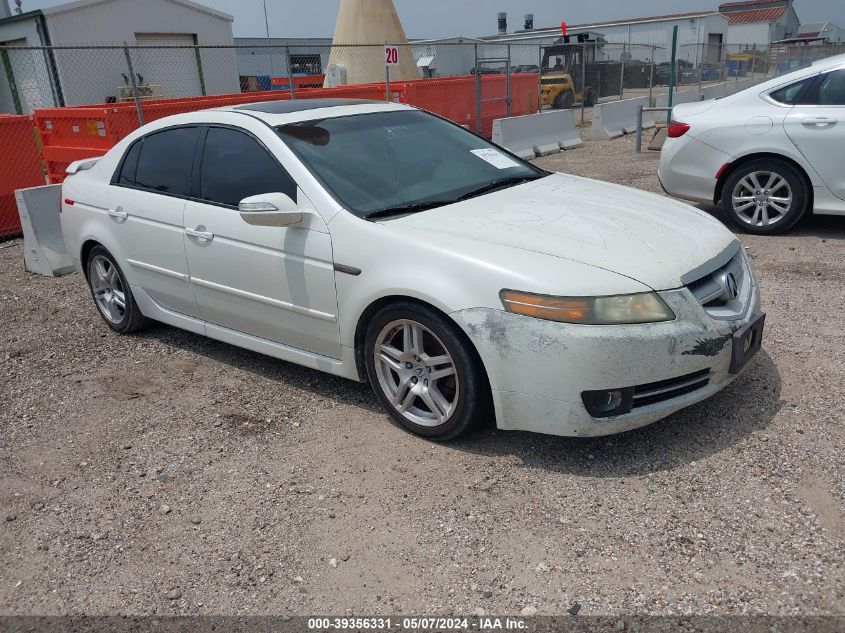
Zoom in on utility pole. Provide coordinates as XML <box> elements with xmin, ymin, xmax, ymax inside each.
<box><xmin>668</xmin><ymin>25</ymin><xmax>678</xmax><ymax>123</ymax></box>
<box><xmin>263</xmin><ymin>0</ymin><xmax>276</xmax><ymax>77</ymax></box>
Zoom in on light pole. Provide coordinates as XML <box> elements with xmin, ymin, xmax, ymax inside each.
<box><xmin>263</xmin><ymin>0</ymin><xmax>276</xmax><ymax>77</ymax></box>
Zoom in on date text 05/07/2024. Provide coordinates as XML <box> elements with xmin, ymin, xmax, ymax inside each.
<box><xmin>306</xmin><ymin>616</ymin><xmax>528</xmax><ymax>630</ymax></box>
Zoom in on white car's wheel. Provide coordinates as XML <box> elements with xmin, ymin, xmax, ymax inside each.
<box><xmin>721</xmin><ymin>159</ymin><xmax>808</xmax><ymax>234</ymax></box>
<box><xmin>85</xmin><ymin>246</ymin><xmax>150</xmax><ymax>334</ymax></box>
<box><xmin>365</xmin><ymin>302</ymin><xmax>491</xmax><ymax>441</ymax></box>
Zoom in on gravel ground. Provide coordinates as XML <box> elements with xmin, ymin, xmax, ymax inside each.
<box><xmin>1</xmin><ymin>133</ymin><xmax>843</xmax><ymax>618</ymax></box>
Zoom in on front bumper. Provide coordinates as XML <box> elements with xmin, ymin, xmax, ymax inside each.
<box><xmin>452</xmin><ymin>285</ymin><xmax>762</xmax><ymax>437</ymax></box>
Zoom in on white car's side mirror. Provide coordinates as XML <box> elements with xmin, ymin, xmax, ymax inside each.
<box><xmin>238</xmin><ymin>192</ymin><xmax>303</xmax><ymax>227</ymax></box>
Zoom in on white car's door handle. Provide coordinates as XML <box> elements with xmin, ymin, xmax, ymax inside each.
<box><xmin>185</xmin><ymin>227</ymin><xmax>214</xmax><ymax>241</ymax></box>
<box><xmin>801</xmin><ymin>117</ymin><xmax>838</xmax><ymax>129</ymax></box>
<box><xmin>107</xmin><ymin>208</ymin><xmax>128</xmax><ymax>220</ymax></box>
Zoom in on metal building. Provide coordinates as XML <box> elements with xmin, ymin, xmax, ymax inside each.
<box><xmin>720</xmin><ymin>0</ymin><xmax>800</xmax><ymax>47</ymax></box>
<box><xmin>233</xmin><ymin>38</ymin><xmax>332</xmax><ymax>88</ymax></box>
<box><xmin>0</xmin><ymin>0</ymin><xmax>238</xmax><ymax>114</ymax></box>
<box><xmin>409</xmin><ymin>37</ymin><xmax>485</xmax><ymax>78</ymax></box>
<box><xmin>794</xmin><ymin>22</ymin><xmax>845</xmax><ymax>45</ymax></box>
<box><xmin>480</xmin><ymin>11</ymin><xmax>730</xmax><ymax>65</ymax></box>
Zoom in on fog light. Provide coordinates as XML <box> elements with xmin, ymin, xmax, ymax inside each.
<box><xmin>582</xmin><ymin>388</ymin><xmax>634</xmax><ymax>418</ymax></box>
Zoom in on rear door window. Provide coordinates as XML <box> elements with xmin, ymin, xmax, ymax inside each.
<box><xmin>784</xmin><ymin>70</ymin><xmax>845</xmax><ymax>106</ymax></box>
<box><xmin>817</xmin><ymin>69</ymin><xmax>845</xmax><ymax>106</ymax></box>
<box><xmin>132</xmin><ymin>127</ymin><xmax>200</xmax><ymax>196</ymax></box>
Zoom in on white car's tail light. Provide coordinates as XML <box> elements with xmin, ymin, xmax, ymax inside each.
<box><xmin>667</xmin><ymin>121</ymin><xmax>691</xmax><ymax>138</ymax></box>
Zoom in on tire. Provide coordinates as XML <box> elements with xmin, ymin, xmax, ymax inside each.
<box><xmin>720</xmin><ymin>159</ymin><xmax>808</xmax><ymax>235</ymax></box>
<box><xmin>582</xmin><ymin>86</ymin><xmax>596</xmax><ymax>107</ymax></box>
<box><xmin>553</xmin><ymin>90</ymin><xmax>574</xmax><ymax>110</ymax></box>
<box><xmin>85</xmin><ymin>245</ymin><xmax>150</xmax><ymax>333</ymax></box>
<box><xmin>364</xmin><ymin>301</ymin><xmax>491</xmax><ymax>442</ymax></box>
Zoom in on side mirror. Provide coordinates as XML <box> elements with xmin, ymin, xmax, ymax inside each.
<box><xmin>238</xmin><ymin>192</ymin><xmax>303</xmax><ymax>227</ymax></box>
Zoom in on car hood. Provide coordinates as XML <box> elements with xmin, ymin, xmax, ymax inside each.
<box><xmin>386</xmin><ymin>172</ymin><xmax>735</xmax><ymax>291</ymax></box>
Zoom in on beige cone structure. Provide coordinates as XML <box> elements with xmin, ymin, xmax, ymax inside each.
<box><xmin>324</xmin><ymin>0</ymin><xmax>420</xmax><ymax>87</ymax></box>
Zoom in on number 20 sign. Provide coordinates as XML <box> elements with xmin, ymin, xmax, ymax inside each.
<box><xmin>384</xmin><ymin>45</ymin><xmax>400</xmax><ymax>67</ymax></box>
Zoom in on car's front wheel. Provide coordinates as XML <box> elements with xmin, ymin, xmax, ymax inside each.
<box><xmin>86</xmin><ymin>245</ymin><xmax>149</xmax><ymax>333</ymax></box>
<box><xmin>721</xmin><ymin>159</ymin><xmax>808</xmax><ymax>234</ymax></box>
<box><xmin>553</xmin><ymin>90</ymin><xmax>574</xmax><ymax>110</ymax></box>
<box><xmin>365</xmin><ymin>302</ymin><xmax>491</xmax><ymax>441</ymax></box>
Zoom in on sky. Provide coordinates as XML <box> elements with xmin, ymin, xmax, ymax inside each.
<box><xmin>10</xmin><ymin>0</ymin><xmax>845</xmax><ymax>39</ymax></box>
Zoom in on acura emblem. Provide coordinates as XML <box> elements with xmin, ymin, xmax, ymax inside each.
<box><xmin>718</xmin><ymin>272</ymin><xmax>739</xmax><ymax>301</ymax></box>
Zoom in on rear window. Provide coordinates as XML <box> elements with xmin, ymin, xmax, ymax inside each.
<box><xmin>116</xmin><ymin>140</ymin><xmax>141</xmax><ymax>186</ymax></box>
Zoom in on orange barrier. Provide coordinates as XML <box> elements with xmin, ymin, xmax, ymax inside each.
<box><xmin>0</xmin><ymin>114</ymin><xmax>45</xmax><ymax>237</ymax></box>
<box><xmin>33</xmin><ymin>75</ymin><xmax>539</xmax><ymax>184</ymax></box>
<box><xmin>398</xmin><ymin>74</ymin><xmax>539</xmax><ymax>137</ymax></box>
<box><xmin>271</xmin><ymin>75</ymin><xmax>326</xmax><ymax>90</ymax></box>
<box><xmin>36</xmin><ymin>91</ymin><xmax>295</xmax><ymax>182</ymax></box>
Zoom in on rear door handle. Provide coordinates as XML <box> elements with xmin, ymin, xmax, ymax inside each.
<box><xmin>107</xmin><ymin>208</ymin><xmax>128</xmax><ymax>220</ymax></box>
<box><xmin>185</xmin><ymin>227</ymin><xmax>214</xmax><ymax>241</ymax></box>
<box><xmin>801</xmin><ymin>117</ymin><xmax>838</xmax><ymax>129</ymax></box>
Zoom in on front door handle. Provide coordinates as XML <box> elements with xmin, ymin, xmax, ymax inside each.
<box><xmin>801</xmin><ymin>117</ymin><xmax>838</xmax><ymax>129</ymax></box>
<box><xmin>107</xmin><ymin>208</ymin><xmax>128</xmax><ymax>220</ymax></box>
<box><xmin>185</xmin><ymin>227</ymin><xmax>214</xmax><ymax>241</ymax></box>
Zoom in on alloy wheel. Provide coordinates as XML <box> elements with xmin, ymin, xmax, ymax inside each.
<box><xmin>373</xmin><ymin>319</ymin><xmax>460</xmax><ymax>428</ymax></box>
<box><xmin>88</xmin><ymin>254</ymin><xmax>127</xmax><ymax>325</ymax></box>
<box><xmin>731</xmin><ymin>171</ymin><xmax>793</xmax><ymax>228</ymax></box>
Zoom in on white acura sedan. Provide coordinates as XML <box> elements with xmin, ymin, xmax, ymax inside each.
<box><xmin>659</xmin><ymin>53</ymin><xmax>845</xmax><ymax>234</ymax></box>
<box><xmin>61</xmin><ymin>99</ymin><xmax>764</xmax><ymax>441</ymax></box>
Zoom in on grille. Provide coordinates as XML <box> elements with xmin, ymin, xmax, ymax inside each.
<box><xmin>632</xmin><ymin>369</ymin><xmax>711</xmax><ymax>409</ymax></box>
<box><xmin>683</xmin><ymin>242</ymin><xmax>751</xmax><ymax>320</ymax></box>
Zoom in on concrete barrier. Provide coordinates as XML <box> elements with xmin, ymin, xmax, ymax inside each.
<box><xmin>590</xmin><ymin>96</ymin><xmax>653</xmax><ymax>140</ymax></box>
<box><xmin>655</xmin><ymin>90</ymin><xmax>697</xmax><ymax>108</ymax></box>
<box><xmin>16</xmin><ymin>184</ymin><xmax>74</xmax><ymax>277</ymax></box>
<box><xmin>700</xmin><ymin>83</ymin><xmax>727</xmax><ymax>101</ymax></box>
<box><xmin>492</xmin><ymin>110</ymin><xmax>583</xmax><ymax>159</ymax></box>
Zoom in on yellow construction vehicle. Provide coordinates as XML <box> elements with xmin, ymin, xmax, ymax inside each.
<box><xmin>540</xmin><ymin>32</ymin><xmax>604</xmax><ymax>109</ymax></box>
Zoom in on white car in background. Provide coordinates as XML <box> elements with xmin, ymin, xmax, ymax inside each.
<box><xmin>61</xmin><ymin>99</ymin><xmax>763</xmax><ymax>442</ymax></box>
<box><xmin>659</xmin><ymin>53</ymin><xmax>845</xmax><ymax>234</ymax></box>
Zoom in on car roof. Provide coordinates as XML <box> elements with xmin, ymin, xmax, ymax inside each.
<box><xmin>233</xmin><ymin>98</ymin><xmax>381</xmax><ymax>114</ymax></box>
<box><xmin>219</xmin><ymin>98</ymin><xmax>413</xmax><ymax>125</ymax></box>
<box><xmin>112</xmin><ymin>99</ymin><xmax>415</xmax><ymax>144</ymax></box>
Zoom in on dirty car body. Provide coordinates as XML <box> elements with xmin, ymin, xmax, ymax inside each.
<box><xmin>60</xmin><ymin>99</ymin><xmax>763</xmax><ymax>440</ymax></box>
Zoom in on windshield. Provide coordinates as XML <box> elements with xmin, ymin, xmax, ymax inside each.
<box><xmin>275</xmin><ymin>110</ymin><xmax>544</xmax><ymax>217</ymax></box>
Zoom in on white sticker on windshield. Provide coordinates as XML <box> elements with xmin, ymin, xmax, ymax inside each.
<box><xmin>470</xmin><ymin>148</ymin><xmax>520</xmax><ymax>170</ymax></box>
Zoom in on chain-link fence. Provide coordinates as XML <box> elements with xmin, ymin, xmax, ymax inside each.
<box><xmin>0</xmin><ymin>43</ymin><xmax>549</xmax><ymax>130</ymax></box>
<box><xmin>677</xmin><ymin>42</ymin><xmax>845</xmax><ymax>90</ymax></box>
<box><xmin>2</xmin><ymin>40</ymin><xmax>845</xmax><ymax>238</ymax></box>
<box><xmin>9</xmin><ymin>41</ymin><xmax>844</xmax><ymax>120</ymax></box>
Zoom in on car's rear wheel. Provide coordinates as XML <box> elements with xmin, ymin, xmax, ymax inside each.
<box><xmin>721</xmin><ymin>159</ymin><xmax>808</xmax><ymax>234</ymax></box>
<box><xmin>365</xmin><ymin>302</ymin><xmax>490</xmax><ymax>441</ymax></box>
<box><xmin>86</xmin><ymin>246</ymin><xmax>149</xmax><ymax>333</ymax></box>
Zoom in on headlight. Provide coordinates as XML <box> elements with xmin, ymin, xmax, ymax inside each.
<box><xmin>500</xmin><ymin>289</ymin><xmax>675</xmax><ymax>324</ymax></box>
